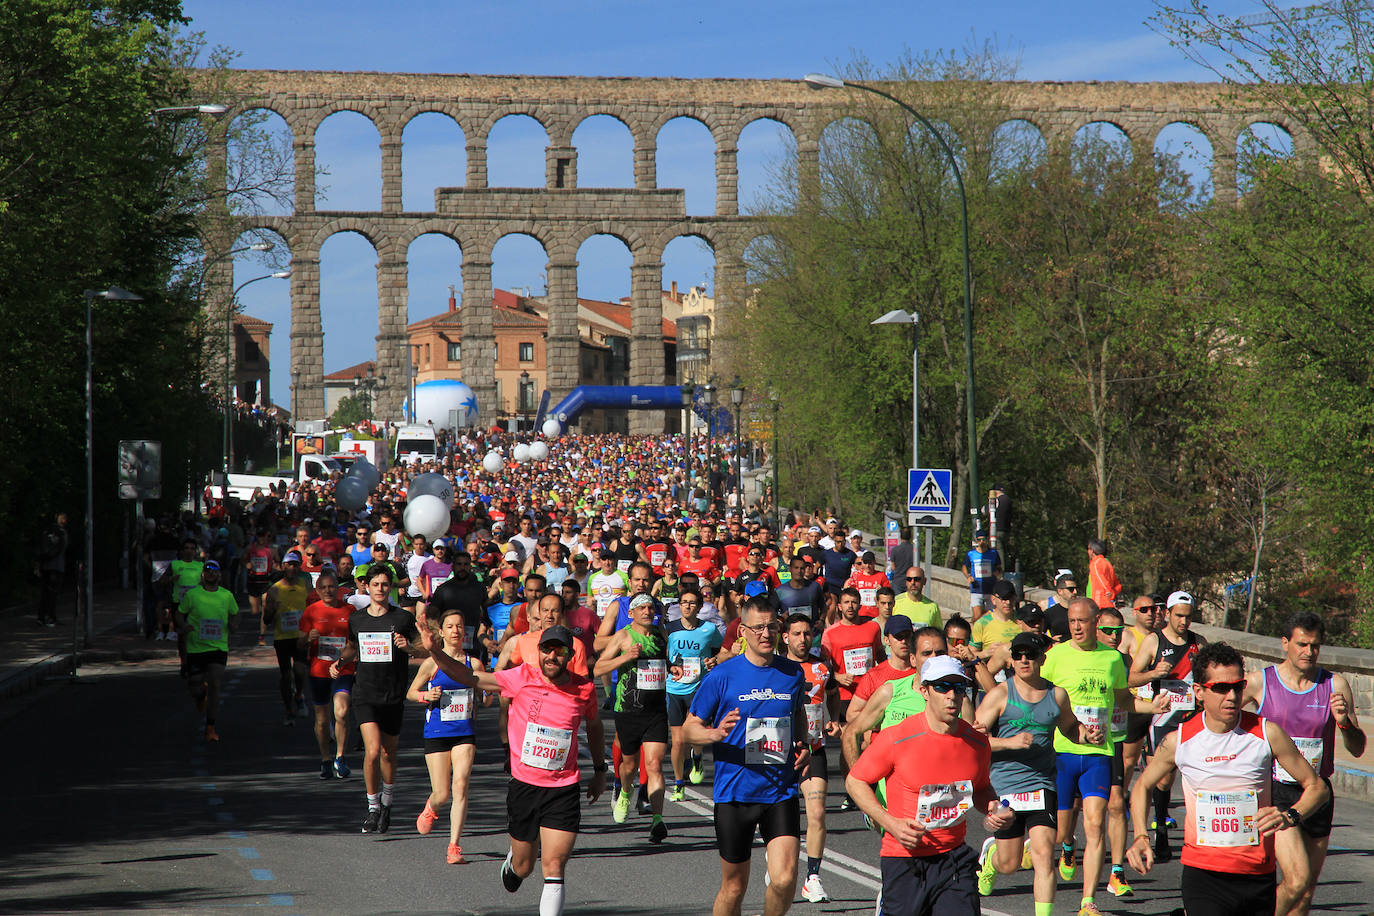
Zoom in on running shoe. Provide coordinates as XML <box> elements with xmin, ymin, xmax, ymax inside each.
<box><xmin>501</xmin><ymin>849</ymin><xmax>523</xmax><ymax>892</ymax></box>
<box><xmin>377</xmin><ymin>804</ymin><xmax>392</xmax><ymax>833</ymax></box>
<box><xmin>1058</xmin><ymin>845</ymin><xmax>1078</xmax><ymax>881</ymax></box>
<box><xmin>446</xmin><ymin>843</ymin><xmax>465</xmax><ymax>865</ymax></box>
<box><xmin>839</xmin><ymin>794</ymin><xmax>855</xmax><ymax>812</ymax></box>
<box><xmin>257</xmin><ymin>635</ymin><xmax>265</xmax><ymax>647</ymax></box>
<box><xmin>612</xmin><ymin>788</ymin><xmax>632</xmax><ymax>823</ymax></box>
<box><xmin>282</xmin><ymin>714</ymin><xmax>294</xmax><ymax>727</ymax></box>
<box><xmin>416</xmin><ymin>802</ymin><xmax>437</xmax><ymax>835</ymax></box>
<box><xmin>636</xmin><ymin>785</ymin><xmax>652</xmax><ymax>815</ymax></box>
<box><xmin>319</xmin><ymin>761</ymin><xmax>332</xmax><ymax>780</ymax></box>
<box><xmin>204</xmin><ymin>725</ymin><xmax>220</xmax><ymax>743</ymax></box>
<box><xmin>669</xmin><ymin>785</ymin><xmax>686</xmax><ymax>803</ymax></box>
<box><xmin>334</xmin><ymin>756</ymin><xmax>351</xmax><ymax>778</ymax></box>
<box><xmin>1078</xmin><ymin>900</ymin><xmax>1103</xmax><ymax>916</ymax></box>
<box><xmin>361</xmin><ymin>807</ymin><xmax>381</xmax><ymax>834</ymax></box>
<box><xmin>977</xmin><ymin>836</ymin><xmax>997</xmax><ymax>896</ymax></box>
<box><xmin>1150</xmin><ymin>816</ymin><xmax>1177</xmax><ymax>830</ymax></box>
<box><xmin>688</xmin><ymin>753</ymin><xmax>705</xmax><ymax>785</ymax></box>
<box><xmin>801</xmin><ymin>873</ymin><xmax>830</xmax><ymax>903</ymax></box>
<box><xmin>649</xmin><ymin>818</ymin><xmax>668</xmax><ymax>844</ymax></box>
<box><xmin>1108</xmin><ymin>870</ymin><xmax>1134</xmax><ymax>897</ymax></box>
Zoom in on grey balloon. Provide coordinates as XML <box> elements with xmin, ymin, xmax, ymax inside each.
<box><xmin>352</xmin><ymin>457</ymin><xmax>381</xmax><ymax>491</ymax></box>
<box><xmin>335</xmin><ymin>474</ymin><xmax>369</xmax><ymax>511</ymax></box>
<box><xmin>408</xmin><ymin>471</ymin><xmax>454</xmax><ymax>503</ymax></box>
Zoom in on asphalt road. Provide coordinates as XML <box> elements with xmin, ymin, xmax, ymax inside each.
<box><xmin>3</xmin><ymin>628</ymin><xmax>1372</xmax><ymax>915</ymax></box>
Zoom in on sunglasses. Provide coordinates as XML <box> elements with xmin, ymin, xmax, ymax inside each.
<box><xmin>1200</xmin><ymin>679</ymin><xmax>1246</xmax><ymax>695</ymax></box>
<box><xmin>1099</xmin><ymin>625</ymin><xmax>1125</xmax><ymax>635</ymax></box>
<box><xmin>927</xmin><ymin>681</ymin><xmax>970</xmax><ymax>697</ymax></box>
<box><xmin>906</xmin><ymin>576</ymin><xmax>926</xmax><ymax>582</ymax></box>
<box><xmin>540</xmin><ymin>644</ymin><xmax>572</xmax><ymax>658</ymax></box>
<box><xmin>947</xmin><ymin>636</ymin><xmax>969</xmax><ymax>646</ymax></box>
<box><xmin>1010</xmin><ymin>650</ymin><xmax>1041</xmax><ymax>661</ymax></box>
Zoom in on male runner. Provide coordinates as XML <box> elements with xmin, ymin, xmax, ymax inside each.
<box><xmin>175</xmin><ymin>560</ymin><xmax>237</xmax><ymax>742</ymax></box>
<box><xmin>416</xmin><ymin>616</ymin><xmax>607</xmax><ymax>916</ymax></box>
<box><xmin>819</xmin><ymin>587</ymin><xmax>882</xmax><ymax>810</ymax></box>
<box><xmin>847</xmin><ymin>616</ymin><xmax>917</xmax><ymax>723</ymax></box>
<box><xmin>666</xmin><ymin>587</ymin><xmax>723</xmax><ymax>800</ymax></box>
<box><xmin>783</xmin><ymin>612</ymin><xmax>841</xmax><ymax>904</ymax></box>
<box><xmin>891</xmin><ymin>566</ymin><xmax>941</xmax><ymax>628</ymax></box>
<box><xmin>1245</xmin><ymin>611</ymin><xmax>1366</xmax><ymax>916</ymax></box>
<box><xmin>684</xmin><ymin>597</ymin><xmax>811</xmax><ymax>916</ymax></box>
<box><xmin>300</xmin><ymin>567</ymin><xmax>356</xmax><ymax>778</ymax></box>
<box><xmin>847</xmin><ymin>655</ymin><xmax>1015</xmax><ymax>916</ymax></box>
<box><xmin>1127</xmin><ymin>642</ymin><xmax>1330</xmax><ymax>916</ymax></box>
<box><xmin>264</xmin><ymin>550</ymin><xmax>310</xmax><ymax>725</ymax></box>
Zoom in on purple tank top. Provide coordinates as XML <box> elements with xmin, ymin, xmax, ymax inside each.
<box><xmin>1257</xmin><ymin>666</ymin><xmax>1335</xmax><ymax>778</ymax></box>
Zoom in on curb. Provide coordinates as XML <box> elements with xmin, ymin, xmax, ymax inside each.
<box><xmin>0</xmin><ymin>620</ymin><xmax>151</xmax><ymax>704</ymax></box>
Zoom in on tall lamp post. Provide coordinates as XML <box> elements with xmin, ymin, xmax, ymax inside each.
<box><xmin>225</xmin><ymin>269</ymin><xmax>289</xmax><ymax>476</ymax></box>
<box><xmin>729</xmin><ymin>377</ymin><xmax>744</xmax><ymax>512</ymax></box>
<box><xmin>84</xmin><ymin>286</ymin><xmax>143</xmax><ymax>643</ymax></box>
<box><xmin>804</xmin><ymin>73</ymin><xmax>980</xmax><ymax>528</ymax></box>
<box><xmin>519</xmin><ymin>369</ymin><xmax>531</xmax><ymax>432</ymax></box>
<box><xmin>703</xmin><ymin>380</ymin><xmax>717</xmax><ymax>501</ymax></box>
<box><xmin>352</xmin><ymin>365</ymin><xmax>378</xmax><ymax>420</ymax></box>
<box><xmin>769</xmin><ymin>390</ymin><xmax>780</xmax><ymax>529</ymax></box>
<box><xmin>680</xmin><ymin>380</ymin><xmax>694</xmax><ymax>486</ymax></box>
<box><xmin>872</xmin><ymin>308</ymin><xmax>929</xmax><ymax>566</ymax></box>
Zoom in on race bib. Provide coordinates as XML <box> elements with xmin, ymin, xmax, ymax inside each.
<box><xmin>842</xmin><ymin>646</ymin><xmax>873</xmax><ymax>676</ymax></box>
<box><xmin>521</xmin><ymin>723</ymin><xmax>573</xmax><ymax>771</ymax></box>
<box><xmin>1001</xmin><ymin>789</ymin><xmax>1045</xmax><ymax>812</ymax></box>
<box><xmin>649</xmin><ymin>548</ymin><xmax>667</xmax><ymax>566</ymax></box>
<box><xmin>308</xmin><ymin>571</ymin><xmax>321</xmax><ymax>586</ymax></box>
<box><xmin>1160</xmin><ymin>679</ymin><xmax>1195</xmax><ymax>712</ymax></box>
<box><xmin>1073</xmin><ymin>705</ymin><xmax>1109</xmax><ymax>728</ymax></box>
<box><xmin>279</xmin><ymin>610</ymin><xmax>301</xmax><ymax>633</ymax></box>
<box><xmin>617</xmin><ymin>560</ymin><xmax>632</xmax><ymax>574</ymax></box>
<box><xmin>439</xmin><ymin>688</ymin><xmax>474</xmax><ymax>722</ymax></box>
<box><xmin>251</xmin><ymin>556</ymin><xmax>269</xmax><ymax>575</ymax></box>
<box><xmin>1274</xmin><ymin>736</ymin><xmax>1325</xmax><ymax>783</ymax></box>
<box><xmin>316</xmin><ymin>635</ymin><xmax>345</xmax><ymax>662</ymax></box>
<box><xmin>745</xmin><ymin>716</ymin><xmax>791</xmax><ymax>765</ymax></box>
<box><xmin>917</xmin><ymin>781</ymin><xmax>974</xmax><ymax>827</ymax></box>
<box><xmin>1111</xmin><ymin>706</ymin><xmax>1129</xmax><ymax>736</ymax></box>
<box><xmin>358</xmin><ymin>631</ymin><xmax>393</xmax><ymax>663</ymax></box>
<box><xmin>974</xmin><ymin>559</ymin><xmax>992</xmax><ymax>579</ymax></box>
<box><xmin>636</xmin><ymin>658</ymin><xmax>667</xmax><ymax>691</ymax></box>
<box><xmin>677</xmin><ymin>656</ymin><xmax>702</xmax><ymax>682</ymax></box>
<box><xmin>430</xmin><ymin>574</ymin><xmax>452</xmax><ymax>589</ymax></box>
<box><xmin>804</xmin><ymin>703</ymin><xmax>825</xmax><ymax>743</ymax></box>
<box><xmin>859</xmin><ymin>587</ymin><xmax>877</xmax><ymax>606</ymax></box>
<box><xmin>198</xmin><ymin>618</ymin><xmax>223</xmax><ymax>641</ymax></box>
<box><xmin>1195</xmin><ymin>789</ymin><xmax>1259</xmax><ymax>847</ymax></box>
<box><xmin>595</xmin><ymin>594</ymin><xmax>613</xmax><ymax>615</ymax></box>
<box><xmin>1134</xmin><ymin>683</ymin><xmax>1155</xmax><ymax>700</ymax></box>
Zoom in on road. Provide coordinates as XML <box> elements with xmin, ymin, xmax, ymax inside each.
<box><xmin>3</xmin><ymin>627</ymin><xmax>1372</xmax><ymax>915</ymax></box>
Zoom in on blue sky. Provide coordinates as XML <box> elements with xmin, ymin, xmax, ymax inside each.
<box><xmin>186</xmin><ymin>0</ymin><xmax>1254</xmax><ymax>407</ymax></box>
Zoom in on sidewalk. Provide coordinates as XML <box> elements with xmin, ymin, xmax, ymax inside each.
<box><xmin>0</xmin><ymin>586</ymin><xmax>178</xmax><ymax>703</ymax></box>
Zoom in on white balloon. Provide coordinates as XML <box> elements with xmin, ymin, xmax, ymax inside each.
<box><xmin>542</xmin><ymin>418</ymin><xmax>562</xmax><ymax>438</ymax></box>
<box><xmin>403</xmin><ymin>494</ymin><xmax>451</xmax><ymax>541</ymax></box>
<box><xmin>528</xmin><ymin>441</ymin><xmax>549</xmax><ymax>461</ymax></box>
<box><xmin>482</xmin><ymin>450</ymin><xmax>505</xmax><ymax>473</ymax></box>
<box><xmin>513</xmin><ymin>443</ymin><xmax>531</xmax><ymax>463</ymax></box>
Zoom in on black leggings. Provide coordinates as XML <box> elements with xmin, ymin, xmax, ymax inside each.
<box><xmin>274</xmin><ymin>638</ymin><xmax>307</xmax><ymax>708</ymax></box>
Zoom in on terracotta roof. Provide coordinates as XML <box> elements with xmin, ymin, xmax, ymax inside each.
<box><xmin>406</xmin><ymin>289</ymin><xmax>674</xmax><ymax>341</ymax></box>
<box><xmin>578</xmin><ymin>297</ymin><xmax>677</xmax><ymax>340</ymax></box>
<box><xmin>235</xmin><ymin>313</ymin><xmax>272</xmax><ymax>331</ymax></box>
<box><xmin>323</xmin><ymin>360</ymin><xmax>377</xmax><ymax>381</ymax></box>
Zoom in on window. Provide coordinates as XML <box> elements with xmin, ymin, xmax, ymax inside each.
<box><xmin>243</xmin><ymin>340</ymin><xmax>262</xmax><ymax>364</ymax></box>
<box><xmin>519</xmin><ymin>379</ymin><xmax>536</xmax><ymax>411</ymax></box>
<box><xmin>519</xmin><ymin>342</ymin><xmax>534</xmax><ymax>362</ymax></box>
<box><xmin>447</xmin><ymin>342</ymin><xmax>461</xmax><ymax>362</ymax></box>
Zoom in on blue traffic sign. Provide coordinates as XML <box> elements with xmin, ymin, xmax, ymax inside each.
<box><xmin>907</xmin><ymin>468</ymin><xmax>953</xmax><ymax>514</ymax></box>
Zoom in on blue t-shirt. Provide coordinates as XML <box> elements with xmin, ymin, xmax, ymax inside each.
<box><xmin>486</xmin><ymin>600</ymin><xmax>521</xmax><ymax>639</ymax></box>
<box><xmin>776</xmin><ymin>580</ymin><xmax>822</xmax><ymax>618</ymax></box>
<box><xmin>349</xmin><ymin>544</ymin><xmax>373</xmax><ymax>567</ymax></box>
<box><xmin>665</xmin><ymin>620</ymin><xmax>723</xmax><ymax>697</ymax></box>
<box><xmin>965</xmin><ymin>548</ymin><xmax>1001</xmax><ymax>594</ymax></box>
<box><xmin>689</xmin><ymin>653</ymin><xmax>807</xmax><ymax>804</ymax></box>
<box><xmin>820</xmin><ymin>547</ymin><xmax>856</xmax><ymax>595</ymax></box>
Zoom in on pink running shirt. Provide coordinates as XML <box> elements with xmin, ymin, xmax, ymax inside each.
<box><xmin>495</xmin><ymin>663</ymin><xmax>598</xmax><ymax>788</ymax></box>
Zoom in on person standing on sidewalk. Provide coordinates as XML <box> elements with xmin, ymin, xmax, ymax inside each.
<box><xmin>34</xmin><ymin>513</ymin><xmax>68</xmax><ymax>628</ymax></box>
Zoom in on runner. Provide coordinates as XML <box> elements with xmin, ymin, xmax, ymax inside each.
<box><xmin>846</xmin><ymin>654</ymin><xmax>1015</xmax><ymax>916</ymax></box>
<box><xmin>595</xmin><ymin>593</ymin><xmax>671</xmax><ymax>842</ymax></box>
<box><xmin>415</xmin><ymin>616</ymin><xmax>607</xmax><ymax>916</ymax></box>
<box><xmin>819</xmin><ymin>587</ymin><xmax>882</xmax><ymax>810</ymax></box>
<box><xmin>782</xmin><ymin>612</ymin><xmax>841</xmax><ymax>904</ymax></box>
<box><xmin>961</xmin><ymin>529</ymin><xmax>1001</xmax><ymax>614</ymax></box>
<box><xmin>843</xmin><ymin>551</ymin><xmax>889</xmax><ymax>620</ymax></box>
<box><xmin>1245</xmin><ymin>610</ymin><xmax>1366</xmax><ymax>916</ymax></box>
<box><xmin>846</xmin><ymin>616</ymin><xmax>918</xmax><ymax>723</ymax></box>
<box><xmin>329</xmin><ymin>564</ymin><xmax>427</xmax><ymax>834</ymax></box>
<box><xmin>975</xmin><ymin>632</ymin><xmax>1103</xmax><ymax>910</ymax></box>
<box><xmin>299</xmin><ymin>567</ymin><xmax>355</xmax><ymax>779</ymax></box>
<box><xmin>263</xmin><ymin>550</ymin><xmax>310</xmax><ymax>725</ymax></box>
<box><xmin>1126</xmin><ymin>642</ymin><xmax>1331</xmax><ymax>916</ymax></box>
<box><xmin>244</xmin><ymin>528</ymin><xmax>276</xmax><ymax>639</ymax></box>
<box><xmin>891</xmin><ymin>566</ymin><xmax>941</xmax><ymax>628</ymax></box>
<box><xmin>1038</xmin><ymin>570</ymin><xmax>1079</xmax><ymax>643</ymax></box>
<box><xmin>408</xmin><ymin>606</ymin><xmax>481</xmax><ymax>865</ymax></box>
<box><xmin>174</xmin><ymin>560</ymin><xmax>237</xmax><ymax>743</ymax></box>
<box><xmin>666</xmin><ymin>587</ymin><xmax>723</xmax><ymax>800</ymax></box>
<box><xmin>683</xmin><ymin>597</ymin><xmax>811</xmax><ymax>916</ymax></box>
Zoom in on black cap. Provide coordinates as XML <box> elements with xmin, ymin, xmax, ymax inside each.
<box><xmin>992</xmin><ymin>580</ymin><xmax>1018</xmax><ymax>601</ymax></box>
<box><xmin>1016</xmin><ymin>603</ymin><xmax>1045</xmax><ymax>625</ymax></box>
<box><xmin>1011</xmin><ymin>632</ymin><xmax>1048</xmax><ymax>654</ymax></box>
<box><xmin>883</xmin><ymin>616</ymin><xmax>914</xmax><ymax>637</ymax></box>
<box><xmin>538</xmin><ymin>625</ymin><xmax>574</xmax><ymax>648</ymax></box>
<box><xmin>861</xmin><ymin>550</ymin><xmax>876</xmax><ymax>563</ymax></box>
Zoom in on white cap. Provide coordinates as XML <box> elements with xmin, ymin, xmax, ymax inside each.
<box><xmin>1167</xmin><ymin>590</ymin><xmax>1194</xmax><ymax>608</ymax></box>
<box><xmin>920</xmin><ymin>655</ymin><xmax>972</xmax><ymax>684</ymax></box>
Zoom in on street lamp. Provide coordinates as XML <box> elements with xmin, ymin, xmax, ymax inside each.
<box><xmin>768</xmin><ymin>389</ymin><xmax>780</xmax><ymax>529</ymax></box>
<box><xmin>872</xmin><ymin>309</ymin><xmax>920</xmax><ymax>470</ymax></box>
<box><xmin>680</xmin><ymin>380</ymin><xmax>695</xmax><ymax>488</ymax></box>
<box><xmin>804</xmin><ymin>72</ymin><xmax>981</xmax><ymax>527</ymax></box>
<box><xmin>84</xmin><ymin>286</ymin><xmax>143</xmax><ymax>643</ymax></box>
<box><xmin>729</xmin><ymin>376</ymin><xmax>744</xmax><ymax>512</ymax></box>
<box><xmin>225</xmin><ymin>269</ymin><xmax>290</xmax><ymax>475</ymax></box>
<box><xmin>703</xmin><ymin>380</ymin><xmax>717</xmax><ymax>502</ymax></box>
<box><xmin>352</xmin><ymin>365</ymin><xmax>378</xmax><ymax>421</ymax></box>
<box><xmin>519</xmin><ymin>369</ymin><xmax>531</xmax><ymax>432</ymax></box>
<box><xmin>153</xmin><ymin>104</ymin><xmax>230</xmax><ymax>117</ymax></box>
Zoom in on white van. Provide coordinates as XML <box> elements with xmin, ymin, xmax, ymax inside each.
<box><xmin>394</xmin><ymin>424</ymin><xmax>437</xmax><ymax>465</ymax></box>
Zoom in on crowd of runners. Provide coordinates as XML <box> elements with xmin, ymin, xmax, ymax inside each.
<box><xmin>150</xmin><ymin>430</ymin><xmax>1366</xmax><ymax>916</ymax></box>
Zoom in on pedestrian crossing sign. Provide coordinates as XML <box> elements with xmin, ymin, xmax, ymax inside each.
<box><xmin>907</xmin><ymin>468</ymin><xmax>953</xmax><ymax>515</ymax></box>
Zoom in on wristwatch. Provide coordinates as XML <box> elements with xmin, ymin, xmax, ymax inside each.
<box><xmin>1284</xmin><ymin>807</ymin><xmax>1303</xmax><ymax>827</ymax></box>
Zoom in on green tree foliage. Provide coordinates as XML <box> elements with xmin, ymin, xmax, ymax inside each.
<box><xmin>0</xmin><ymin>0</ymin><xmax>224</xmax><ymax>591</ymax></box>
<box><xmin>330</xmin><ymin>394</ymin><xmax>371</xmax><ymax>431</ymax></box>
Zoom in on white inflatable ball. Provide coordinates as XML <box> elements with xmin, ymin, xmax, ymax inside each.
<box><xmin>542</xmin><ymin>418</ymin><xmax>562</xmax><ymax>438</ymax></box>
<box><xmin>404</xmin><ymin>494</ymin><xmax>451</xmax><ymax>541</ymax></box>
<box><xmin>482</xmin><ymin>450</ymin><xmax>505</xmax><ymax>474</ymax></box>
<box><xmin>513</xmin><ymin>443</ymin><xmax>531</xmax><ymax>463</ymax></box>
<box><xmin>528</xmin><ymin>441</ymin><xmax>549</xmax><ymax>461</ymax></box>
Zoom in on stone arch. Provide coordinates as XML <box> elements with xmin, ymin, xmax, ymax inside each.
<box><xmin>224</xmin><ymin>107</ymin><xmax>296</xmax><ymax>219</ymax></box>
<box><xmin>395</xmin><ymin>219</ymin><xmax>470</xmax><ymax>254</ymax></box>
<box><xmin>1153</xmin><ymin>121</ymin><xmax>1215</xmax><ymax>205</ymax></box>
<box><xmin>565</xmin><ymin>221</ymin><xmax>648</xmax><ymax>258</ymax></box>
<box><xmin>485</xmin><ymin>112</ymin><xmax>551</xmax><ymax>188</ymax></box>
<box><xmin>398</xmin><ymin>103</ymin><xmax>477</xmax><ymax>139</ymax></box>
<box><xmin>656</xmin><ymin>115</ymin><xmax>717</xmax><ymax>216</ymax></box>
<box><xmin>1072</xmin><ymin>120</ymin><xmax>1134</xmax><ymax>168</ymax></box>
<box><xmin>302</xmin><ymin>100</ymin><xmax>388</xmax><ymax>136</ymax></box>
<box><xmin>1236</xmin><ymin>120</ymin><xmax>1296</xmax><ymax>197</ymax></box>
<box><xmin>648</xmin><ymin>109</ymin><xmax>723</xmax><ymax>140</ymax></box>
<box><xmin>989</xmin><ymin>117</ymin><xmax>1048</xmax><ymax>178</ymax></box>
<box><xmin>401</xmin><ymin>111</ymin><xmax>467</xmax><ymax>210</ymax></box>
<box><xmin>309</xmin><ymin>218</ymin><xmax>392</xmax><ymax>259</ymax></box>
<box><xmin>318</xmin><ymin>228</ymin><xmax>382</xmax><ymax>406</ymax></box>
<box><xmin>571</xmin><ymin>114</ymin><xmax>636</xmax><ymax>189</ymax></box>
<box><xmin>736</xmin><ymin>116</ymin><xmax>797</xmax><ymax>216</ymax></box>
<box><xmin>313</xmin><ymin>110</ymin><xmax>382</xmax><ymax>211</ymax></box>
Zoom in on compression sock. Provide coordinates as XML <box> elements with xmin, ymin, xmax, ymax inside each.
<box><xmin>1061</xmin><ymin>842</ymin><xmax>1073</xmax><ymax>855</ymax></box>
<box><xmin>366</xmin><ymin>792</ymin><xmax>380</xmax><ymax>811</ymax></box>
<box><xmin>1035</xmin><ymin>902</ymin><xmax>1053</xmax><ymax>916</ymax></box>
<box><xmin>807</xmin><ymin>856</ymin><xmax>822</xmax><ymax>877</ymax></box>
<box><xmin>1152</xmin><ymin>787</ymin><xmax>1170</xmax><ymax>828</ymax></box>
<box><xmin>381</xmin><ymin>783</ymin><xmax>394</xmax><ymax>807</ymax></box>
<box><xmin>1112</xmin><ymin>864</ymin><xmax>1125</xmax><ymax>876</ymax></box>
<box><xmin>1081</xmin><ymin>897</ymin><xmax>1093</xmax><ymax>909</ymax></box>
<box><xmin>540</xmin><ymin>877</ymin><xmax>565</xmax><ymax>916</ymax></box>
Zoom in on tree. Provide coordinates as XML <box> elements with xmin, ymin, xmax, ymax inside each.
<box><xmin>330</xmin><ymin>394</ymin><xmax>371</xmax><ymax>430</ymax></box>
